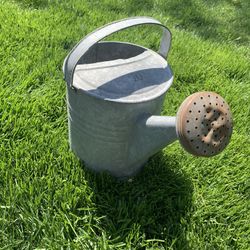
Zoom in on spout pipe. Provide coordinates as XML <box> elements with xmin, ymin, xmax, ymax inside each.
<box><xmin>145</xmin><ymin>115</ymin><xmax>176</xmax><ymax>129</ymax></box>
<box><xmin>142</xmin><ymin>115</ymin><xmax>177</xmax><ymax>152</ymax></box>
<box><xmin>129</xmin><ymin>115</ymin><xmax>177</xmax><ymax>163</ymax></box>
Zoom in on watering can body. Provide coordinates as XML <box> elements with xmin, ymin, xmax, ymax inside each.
<box><xmin>63</xmin><ymin>17</ymin><xmax>233</xmax><ymax>178</ymax></box>
<box><xmin>67</xmin><ymin>85</ymin><xmax>166</xmax><ymax>177</ymax></box>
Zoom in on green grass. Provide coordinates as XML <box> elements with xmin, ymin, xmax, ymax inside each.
<box><xmin>0</xmin><ymin>0</ymin><xmax>249</xmax><ymax>249</ymax></box>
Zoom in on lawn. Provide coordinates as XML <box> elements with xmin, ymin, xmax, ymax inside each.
<box><xmin>0</xmin><ymin>0</ymin><xmax>249</xmax><ymax>249</ymax></box>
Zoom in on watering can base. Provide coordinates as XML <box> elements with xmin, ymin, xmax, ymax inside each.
<box><xmin>83</xmin><ymin>159</ymin><xmax>149</xmax><ymax>179</ymax></box>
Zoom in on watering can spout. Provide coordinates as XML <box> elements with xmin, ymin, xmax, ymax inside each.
<box><xmin>129</xmin><ymin>115</ymin><xmax>177</xmax><ymax>164</ymax></box>
<box><xmin>130</xmin><ymin>91</ymin><xmax>233</xmax><ymax>167</ymax></box>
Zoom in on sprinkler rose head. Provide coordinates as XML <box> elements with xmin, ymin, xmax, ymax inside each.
<box><xmin>176</xmin><ymin>91</ymin><xmax>233</xmax><ymax>157</ymax></box>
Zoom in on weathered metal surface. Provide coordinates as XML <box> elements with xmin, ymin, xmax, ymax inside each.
<box><xmin>67</xmin><ymin>87</ymin><xmax>176</xmax><ymax>177</ymax></box>
<box><xmin>176</xmin><ymin>92</ymin><xmax>233</xmax><ymax>156</ymax></box>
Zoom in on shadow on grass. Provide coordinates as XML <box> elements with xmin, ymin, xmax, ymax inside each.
<box><xmin>123</xmin><ymin>0</ymin><xmax>249</xmax><ymax>45</ymax></box>
<box><xmin>12</xmin><ymin>0</ymin><xmax>249</xmax><ymax>45</ymax></box>
<box><xmin>84</xmin><ymin>152</ymin><xmax>193</xmax><ymax>249</ymax></box>
<box><xmin>13</xmin><ymin>0</ymin><xmax>49</xmax><ymax>9</ymax></box>
<box><xmin>160</xmin><ymin>0</ymin><xmax>249</xmax><ymax>44</ymax></box>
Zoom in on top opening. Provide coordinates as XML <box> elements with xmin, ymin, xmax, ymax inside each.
<box><xmin>78</xmin><ymin>41</ymin><xmax>146</xmax><ymax>64</ymax></box>
<box><xmin>73</xmin><ymin>42</ymin><xmax>173</xmax><ymax>103</ymax></box>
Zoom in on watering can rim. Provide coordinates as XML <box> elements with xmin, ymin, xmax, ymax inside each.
<box><xmin>72</xmin><ymin>41</ymin><xmax>174</xmax><ymax>104</ymax></box>
<box><xmin>63</xmin><ymin>16</ymin><xmax>172</xmax><ymax>91</ymax></box>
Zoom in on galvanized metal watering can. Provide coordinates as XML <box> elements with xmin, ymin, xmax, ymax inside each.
<box><xmin>63</xmin><ymin>17</ymin><xmax>233</xmax><ymax>178</ymax></box>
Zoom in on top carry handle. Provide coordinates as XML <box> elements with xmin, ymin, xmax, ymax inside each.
<box><xmin>63</xmin><ymin>16</ymin><xmax>172</xmax><ymax>88</ymax></box>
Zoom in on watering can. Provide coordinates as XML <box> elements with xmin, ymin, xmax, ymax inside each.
<box><xmin>63</xmin><ymin>17</ymin><xmax>233</xmax><ymax>178</ymax></box>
